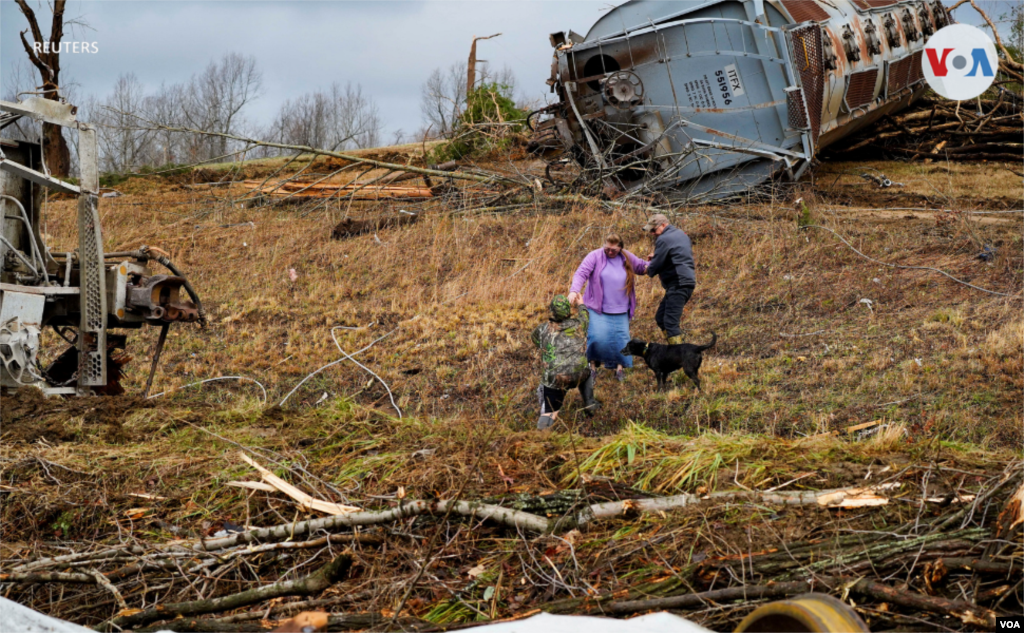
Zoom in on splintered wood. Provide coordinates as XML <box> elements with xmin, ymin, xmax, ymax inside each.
<box><xmin>234</xmin><ymin>452</ymin><xmax>361</xmax><ymax>515</ymax></box>
<box><xmin>996</xmin><ymin>482</ymin><xmax>1024</xmax><ymax>538</ymax></box>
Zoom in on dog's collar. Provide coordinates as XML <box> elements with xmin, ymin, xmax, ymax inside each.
<box><xmin>642</xmin><ymin>342</ymin><xmax>650</xmax><ymax>355</ymax></box>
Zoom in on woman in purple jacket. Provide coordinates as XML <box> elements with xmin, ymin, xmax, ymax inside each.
<box><xmin>567</xmin><ymin>233</ymin><xmax>649</xmax><ymax>381</ymax></box>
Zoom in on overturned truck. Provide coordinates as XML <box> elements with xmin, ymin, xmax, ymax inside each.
<box><xmin>530</xmin><ymin>0</ymin><xmax>948</xmax><ymax>198</ymax></box>
<box><xmin>0</xmin><ymin>98</ymin><xmax>204</xmax><ymax>397</ymax></box>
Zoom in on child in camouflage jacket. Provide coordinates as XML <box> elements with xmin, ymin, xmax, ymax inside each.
<box><xmin>531</xmin><ymin>295</ymin><xmax>598</xmax><ymax>430</ymax></box>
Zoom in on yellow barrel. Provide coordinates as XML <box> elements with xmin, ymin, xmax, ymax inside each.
<box><xmin>735</xmin><ymin>593</ymin><xmax>869</xmax><ymax>632</ymax></box>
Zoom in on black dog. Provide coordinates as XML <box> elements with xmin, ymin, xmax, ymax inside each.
<box><xmin>621</xmin><ymin>333</ymin><xmax>717</xmax><ymax>392</ymax></box>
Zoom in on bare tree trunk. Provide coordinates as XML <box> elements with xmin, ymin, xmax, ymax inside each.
<box><xmin>14</xmin><ymin>0</ymin><xmax>73</xmax><ymax>176</ymax></box>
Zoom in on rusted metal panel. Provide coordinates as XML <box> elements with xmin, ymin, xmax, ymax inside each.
<box><xmin>844</xmin><ymin>68</ymin><xmax>879</xmax><ymax>110</ymax></box>
<box><xmin>787</xmin><ymin>88</ymin><xmax>809</xmax><ymax>129</ymax></box>
<box><xmin>789</xmin><ymin>25</ymin><xmax>825</xmax><ymax>144</ymax></box>
<box><xmin>907</xmin><ymin>50</ymin><xmax>924</xmax><ymax>85</ymax></box>
<box><xmin>884</xmin><ymin>50</ymin><xmax>924</xmax><ymax>99</ymax></box>
<box><xmin>885</xmin><ymin>55</ymin><xmax>913</xmax><ymax>98</ymax></box>
<box><xmin>852</xmin><ymin>0</ymin><xmax>901</xmax><ymax>10</ymax></box>
<box><xmin>781</xmin><ymin>0</ymin><xmax>830</xmax><ymax>23</ymax></box>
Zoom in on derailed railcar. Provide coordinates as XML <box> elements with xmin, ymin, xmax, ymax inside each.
<box><xmin>530</xmin><ymin>0</ymin><xmax>947</xmax><ymax>199</ymax></box>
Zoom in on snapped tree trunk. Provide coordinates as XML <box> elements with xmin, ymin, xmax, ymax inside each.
<box><xmin>14</xmin><ymin>0</ymin><xmax>73</xmax><ymax>177</ymax></box>
<box><xmin>42</xmin><ymin>120</ymin><xmax>72</xmax><ymax>178</ymax></box>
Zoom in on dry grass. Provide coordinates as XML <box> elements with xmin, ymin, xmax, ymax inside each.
<box><xmin>25</xmin><ymin>156</ymin><xmax>1024</xmax><ymax>445</ymax></box>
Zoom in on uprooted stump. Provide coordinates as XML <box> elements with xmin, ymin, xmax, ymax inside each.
<box><xmin>331</xmin><ymin>213</ymin><xmax>420</xmax><ymax>240</ymax></box>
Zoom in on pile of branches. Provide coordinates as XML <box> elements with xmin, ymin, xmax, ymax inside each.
<box><xmin>829</xmin><ymin>0</ymin><xmax>1023</xmax><ymax>167</ymax></box>
<box><xmin>829</xmin><ymin>95</ymin><xmax>1023</xmax><ymax>165</ymax></box>
<box><xmin>2</xmin><ymin>461</ymin><xmax>1021</xmax><ymax>632</ymax></box>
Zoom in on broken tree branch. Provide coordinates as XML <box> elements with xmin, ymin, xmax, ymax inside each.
<box><xmin>116</xmin><ymin>112</ymin><xmax>524</xmax><ymax>186</ymax></box>
<box><xmin>103</xmin><ymin>554</ymin><xmax>352</xmax><ymax>631</ymax></box>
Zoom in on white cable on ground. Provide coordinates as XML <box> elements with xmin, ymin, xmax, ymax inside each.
<box><xmin>147</xmin><ymin>376</ymin><xmax>268</xmax><ymax>404</ymax></box>
<box><xmin>278</xmin><ymin>329</ymin><xmax>397</xmax><ymax>408</ymax></box>
<box><xmin>779</xmin><ymin>329</ymin><xmax>828</xmax><ymax>338</ymax></box>
<box><xmin>801</xmin><ymin>224</ymin><xmax>1018</xmax><ymax>298</ymax></box>
<box><xmin>329</xmin><ymin>327</ymin><xmax>402</xmax><ymax>418</ymax></box>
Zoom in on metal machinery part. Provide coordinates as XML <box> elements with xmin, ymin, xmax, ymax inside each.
<box><xmin>0</xmin><ymin>318</ymin><xmax>44</xmax><ymax>385</ymax></box>
<box><xmin>530</xmin><ymin>0</ymin><xmax>943</xmax><ymax>200</ymax></box>
<box><xmin>604</xmin><ymin>71</ymin><xmax>645</xmax><ymax>110</ymax></box>
<box><xmin>0</xmin><ymin>97</ymin><xmax>203</xmax><ymax>396</ymax></box>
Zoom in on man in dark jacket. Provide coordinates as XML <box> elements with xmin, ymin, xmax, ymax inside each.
<box><xmin>642</xmin><ymin>213</ymin><xmax>696</xmax><ymax>345</ymax></box>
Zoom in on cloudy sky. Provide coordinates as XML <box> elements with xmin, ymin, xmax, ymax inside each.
<box><xmin>1</xmin><ymin>1</ymin><xmax>614</xmax><ymax>138</ymax></box>
<box><xmin>0</xmin><ymin>1</ymin><xmax>1010</xmax><ymax>139</ymax></box>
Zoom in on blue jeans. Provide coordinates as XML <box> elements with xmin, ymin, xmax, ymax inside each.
<box><xmin>585</xmin><ymin>309</ymin><xmax>632</xmax><ymax>369</ymax></box>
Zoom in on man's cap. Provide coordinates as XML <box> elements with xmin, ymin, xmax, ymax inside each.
<box><xmin>642</xmin><ymin>213</ymin><xmax>670</xmax><ymax>232</ymax></box>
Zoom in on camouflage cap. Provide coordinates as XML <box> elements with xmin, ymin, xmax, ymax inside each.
<box><xmin>549</xmin><ymin>294</ymin><xmax>572</xmax><ymax>321</ymax></box>
<box><xmin>642</xmin><ymin>213</ymin><xmax>670</xmax><ymax>232</ymax></box>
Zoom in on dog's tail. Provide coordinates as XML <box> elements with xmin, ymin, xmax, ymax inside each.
<box><xmin>695</xmin><ymin>332</ymin><xmax>717</xmax><ymax>353</ymax></box>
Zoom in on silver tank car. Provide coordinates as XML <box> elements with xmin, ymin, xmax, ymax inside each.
<box><xmin>530</xmin><ymin>0</ymin><xmax>948</xmax><ymax>199</ymax></box>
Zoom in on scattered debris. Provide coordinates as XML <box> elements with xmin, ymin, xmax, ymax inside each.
<box><xmin>1</xmin><ymin>99</ymin><xmax>204</xmax><ymax>398</ymax></box>
<box><xmin>331</xmin><ymin>211</ymin><xmax>420</xmax><ymax>239</ymax></box>
<box><xmin>860</xmin><ymin>172</ymin><xmax>903</xmax><ymax>188</ymax></box>
<box><xmin>976</xmin><ymin>245</ymin><xmax>997</xmax><ymax>262</ymax></box>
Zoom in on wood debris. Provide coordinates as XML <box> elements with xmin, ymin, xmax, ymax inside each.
<box><xmin>238</xmin><ymin>452</ymin><xmax>361</xmax><ymax>515</ymax></box>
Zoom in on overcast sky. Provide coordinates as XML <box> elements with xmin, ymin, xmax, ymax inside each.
<box><xmin>0</xmin><ymin>1</ymin><xmax>1011</xmax><ymax>139</ymax></box>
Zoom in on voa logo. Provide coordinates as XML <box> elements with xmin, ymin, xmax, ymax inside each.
<box><xmin>923</xmin><ymin>24</ymin><xmax>998</xmax><ymax>100</ymax></box>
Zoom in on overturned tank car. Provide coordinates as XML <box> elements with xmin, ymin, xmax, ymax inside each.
<box><xmin>0</xmin><ymin>98</ymin><xmax>205</xmax><ymax>396</ymax></box>
<box><xmin>530</xmin><ymin>0</ymin><xmax>948</xmax><ymax>199</ymax></box>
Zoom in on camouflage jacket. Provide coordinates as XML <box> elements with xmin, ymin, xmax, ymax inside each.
<box><xmin>531</xmin><ymin>308</ymin><xmax>590</xmax><ymax>389</ymax></box>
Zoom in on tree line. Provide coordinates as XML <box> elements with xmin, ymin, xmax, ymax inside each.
<box><xmin>4</xmin><ymin>52</ymin><xmax>521</xmax><ymax>178</ymax></box>
<box><xmin>4</xmin><ymin>2</ymin><xmax>522</xmax><ymax>178</ymax></box>
<box><xmin>4</xmin><ymin>53</ymin><xmax>386</xmax><ymax>175</ymax></box>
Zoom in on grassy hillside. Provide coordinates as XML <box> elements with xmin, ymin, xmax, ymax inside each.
<box><xmin>30</xmin><ymin>156</ymin><xmax>1024</xmax><ymax>443</ymax></box>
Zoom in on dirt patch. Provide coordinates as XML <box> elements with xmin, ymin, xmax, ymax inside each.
<box><xmin>331</xmin><ymin>212</ymin><xmax>420</xmax><ymax>239</ymax></box>
<box><xmin>0</xmin><ymin>389</ymin><xmax>154</xmax><ymax>444</ymax></box>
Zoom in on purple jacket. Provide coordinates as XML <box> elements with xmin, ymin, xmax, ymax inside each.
<box><xmin>570</xmin><ymin>248</ymin><xmax>649</xmax><ymax>320</ymax></box>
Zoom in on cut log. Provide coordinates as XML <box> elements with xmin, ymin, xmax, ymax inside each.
<box><xmin>270</xmin><ymin>612</ymin><xmax>327</xmax><ymax>633</ymax></box>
